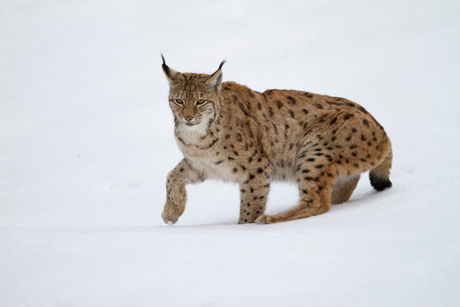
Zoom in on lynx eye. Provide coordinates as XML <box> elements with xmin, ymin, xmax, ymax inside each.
<box><xmin>196</xmin><ymin>100</ymin><xmax>207</xmax><ymax>106</ymax></box>
<box><xmin>172</xmin><ymin>99</ymin><xmax>184</xmax><ymax>105</ymax></box>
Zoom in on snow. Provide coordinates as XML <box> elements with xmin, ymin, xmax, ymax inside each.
<box><xmin>1</xmin><ymin>0</ymin><xmax>460</xmax><ymax>306</ymax></box>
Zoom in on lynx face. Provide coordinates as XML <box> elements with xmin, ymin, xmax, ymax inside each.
<box><xmin>168</xmin><ymin>82</ymin><xmax>218</xmax><ymax>135</ymax></box>
<box><xmin>163</xmin><ymin>57</ymin><xmax>225</xmax><ymax>136</ymax></box>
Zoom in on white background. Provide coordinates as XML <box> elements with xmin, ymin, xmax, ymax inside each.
<box><xmin>1</xmin><ymin>0</ymin><xmax>460</xmax><ymax>306</ymax></box>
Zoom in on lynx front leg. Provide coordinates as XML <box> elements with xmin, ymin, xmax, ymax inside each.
<box><xmin>238</xmin><ymin>170</ymin><xmax>271</xmax><ymax>224</ymax></box>
<box><xmin>162</xmin><ymin>159</ymin><xmax>204</xmax><ymax>224</ymax></box>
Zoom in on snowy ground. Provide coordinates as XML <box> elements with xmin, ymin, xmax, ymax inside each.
<box><xmin>1</xmin><ymin>0</ymin><xmax>460</xmax><ymax>306</ymax></box>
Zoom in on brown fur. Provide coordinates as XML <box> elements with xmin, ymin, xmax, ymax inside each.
<box><xmin>161</xmin><ymin>58</ymin><xmax>392</xmax><ymax>224</ymax></box>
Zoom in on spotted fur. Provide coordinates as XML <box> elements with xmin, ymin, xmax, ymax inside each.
<box><xmin>161</xmin><ymin>58</ymin><xmax>392</xmax><ymax>224</ymax></box>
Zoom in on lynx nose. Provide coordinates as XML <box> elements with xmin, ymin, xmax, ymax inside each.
<box><xmin>184</xmin><ymin>116</ymin><xmax>193</xmax><ymax>123</ymax></box>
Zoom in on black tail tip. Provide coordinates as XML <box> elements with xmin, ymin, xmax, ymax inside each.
<box><xmin>370</xmin><ymin>176</ymin><xmax>392</xmax><ymax>191</ymax></box>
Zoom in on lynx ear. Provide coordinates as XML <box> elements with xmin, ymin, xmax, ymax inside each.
<box><xmin>206</xmin><ymin>60</ymin><xmax>226</xmax><ymax>91</ymax></box>
<box><xmin>161</xmin><ymin>54</ymin><xmax>179</xmax><ymax>83</ymax></box>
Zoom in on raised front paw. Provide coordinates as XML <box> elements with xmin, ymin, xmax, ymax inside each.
<box><xmin>255</xmin><ymin>215</ymin><xmax>276</xmax><ymax>224</ymax></box>
<box><xmin>161</xmin><ymin>210</ymin><xmax>178</xmax><ymax>225</ymax></box>
<box><xmin>161</xmin><ymin>201</ymin><xmax>184</xmax><ymax>225</ymax></box>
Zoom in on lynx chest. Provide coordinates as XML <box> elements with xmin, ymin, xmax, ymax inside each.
<box><xmin>175</xmin><ymin>132</ymin><xmax>240</xmax><ymax>182</ymax></box>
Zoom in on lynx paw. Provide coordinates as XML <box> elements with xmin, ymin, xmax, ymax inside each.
<box><xmin>161</xmin><ymin>197</ymin><xmax>186</xmax><ymax>225</ymax></box>
<box><xmin>161</xmin><ymin>210</ymin><xmax>178</xmax><ymax>224</ymax></box>
<box><xmin>255</xmin><ymin>215</ymin><xmax>276</xmax><ymax>224</ymax></box>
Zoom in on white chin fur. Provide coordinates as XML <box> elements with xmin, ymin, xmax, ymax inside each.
<box><xmin>177</xmin><ymin>120</ymin><xmax>209</xmax><ymax>136</ymax></box>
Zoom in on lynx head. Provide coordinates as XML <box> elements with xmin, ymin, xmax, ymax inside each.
<box><xmin>162</xmin><ymin>55</ymin><xmax>225</xmax><ymax>136</ymax></box>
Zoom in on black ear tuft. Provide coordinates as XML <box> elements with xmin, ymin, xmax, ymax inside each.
<box><xmin>206</xmin><ymin>60</ymin><xmax>225</xmax><ymax>91</ymax></box>
<box><xmin>210</xmin><ymin>60</ymin><xmax>226</xmax><ymax>77</ymax></box>
<box><xmin>161</xmin><ymin>54</ymin><xmax>179</xmax><ymax>82</ymax></box>
<box><xmin>161</xmin><ymin>53</ymin><xmax>171</xmax><ymax>76</ymax></box>
<box><xmin>218</xmin><ymin>59</ymin><xmax>226</xmax><ymax>71</ymax></box>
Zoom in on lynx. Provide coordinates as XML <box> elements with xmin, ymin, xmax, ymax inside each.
<box><xmin>161</xmin><ymin>56</ymin><xmax>392</xmax><ymax>224</ymax></box>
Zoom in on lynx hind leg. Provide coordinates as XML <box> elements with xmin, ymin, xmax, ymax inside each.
<box><xmin>331</xmin><ymin>173</ymin><xmax>361</xmax><ymax>204</ymax></box>
<box><xmin>256</xmin><ymin>158</ymin><xmax>336</xmax><ymax>224</ymax></box>
<box><xmin>369</xmin><ymin>148</ymin><xmax>393</xmax><ymax>191</ymax></box>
